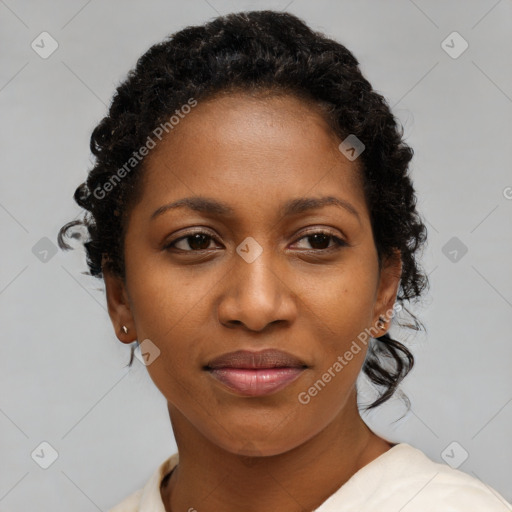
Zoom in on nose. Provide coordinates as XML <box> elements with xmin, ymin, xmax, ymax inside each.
<box><xmin>217</xmin><ymin>245</ymin><xmax>297</xmax><ymax>332</ymax></box>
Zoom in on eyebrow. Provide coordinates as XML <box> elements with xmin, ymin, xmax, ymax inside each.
<box><xmin>150</xmin><ymin>195</ymin><xmax>361</xmax><ymax>224</ymax></box>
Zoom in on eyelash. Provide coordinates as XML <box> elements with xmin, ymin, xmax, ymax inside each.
<box><xmin>164</xmin><ymin>229</ymin><xmax>348</xmax><ymax>253</ymax></box>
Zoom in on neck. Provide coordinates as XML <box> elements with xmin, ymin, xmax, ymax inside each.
<box><xmin>161</xmin><ymin>391</ymin><xmax>391</xmax><ymax>512</ymax></box>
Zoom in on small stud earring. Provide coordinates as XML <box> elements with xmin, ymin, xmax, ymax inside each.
<box><xmin>121</xmin><ymin>325</ymin><xmax>128</xmax><ymax>334</ymax></box>
<box><xmin>378</xmin><ymin>316</ymin><xmax>387</xmax><ymax>329</ymax></box>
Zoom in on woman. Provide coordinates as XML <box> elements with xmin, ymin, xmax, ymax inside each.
<box><xmin>58</xmin><ymin>10</ymin><xmax>511</xmax><ymax>512</ymax></box>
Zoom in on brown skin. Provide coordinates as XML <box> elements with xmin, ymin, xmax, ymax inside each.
<box><xmin>104</xmin><ymin>92</ymin><xmax>402</xmax><ymax>512</ymax></box>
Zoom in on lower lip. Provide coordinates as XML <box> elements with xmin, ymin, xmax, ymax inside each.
<box><xmin>207</xmin><ymin>367</ymin><xmax>305</xmax><ymax>397</ymax></box>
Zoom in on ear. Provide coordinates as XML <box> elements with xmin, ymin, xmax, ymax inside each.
<box><xmin>372</xmin><ymin>248</ymin><xmax>402</xmax><ymax>333</ymax></box>
<box><xmin>103</xmin><ymin>268</ymin><xmax>136</xmax><ymax>344</ymax></box>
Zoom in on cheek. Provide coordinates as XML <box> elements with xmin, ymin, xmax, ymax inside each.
<box><xmin>140</xmin><ymin>329</ymin><xmax>207</xmax><ymax>420</ymax></box>
<box><xmin>298</xmin><ymin>314</ymin><xmax>370</xmax><ymax>409</ymax></box>
<box><xmin>309</xmin><ymin>264</ymin><xmax>377</xmax><ymax>340</ymax></box>
<box><xmin>124</xmin><ymin>272</ymin><xmax>214</xmax><ymax>399</ymax></box>
<box><xmin>126</xmin><ymin>256</ymin><xmax>219</xmax><ymax>337</ymax></box>
<box><xmin>297</xmin><ymin>263</ymin><xmax>376</xmax><ymax>398</ymax></box>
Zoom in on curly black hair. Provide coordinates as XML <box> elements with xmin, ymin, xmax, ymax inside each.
<box><xmin>58</xmin><ymin>10</ymin><xmax>429</xmax><ymax>410</ymax></box>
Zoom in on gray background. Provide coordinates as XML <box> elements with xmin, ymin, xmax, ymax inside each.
<box><xmin>1</xmin><ymin>0</ymin><xmax>511</xmax><ymax>509</ymax></box>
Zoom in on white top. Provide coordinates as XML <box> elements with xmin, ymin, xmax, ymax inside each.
<box><xmin>108</xmin><ymin>443</ymin><xmax>511</xmax><ymax>511</ymax></box>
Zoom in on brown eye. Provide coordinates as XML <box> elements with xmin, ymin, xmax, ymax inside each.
<box><xmin>165</xmin><ymin>232</ymin><xmax>218</xmax><ymax>252</ymax></box>
<box><xmin>292</xmin><ymin>231</ymin><xmax>347</xmax><ymax>251</ymax></box>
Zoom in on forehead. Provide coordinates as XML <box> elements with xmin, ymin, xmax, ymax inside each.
<box><xmin>137</xmin><ymin>92</ymin><xmax>365</xmax><ymax>214</ymax></box>
<box><xmin>152</xmin><ymin>91</ymin><xmax>343</xmax><ymax>155</ymax></box>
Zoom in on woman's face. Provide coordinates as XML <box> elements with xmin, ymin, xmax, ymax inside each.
<box><xmin>104</xmin><ymin>92</ymin><xmax>401</xmax><ymax>456</ymax></box>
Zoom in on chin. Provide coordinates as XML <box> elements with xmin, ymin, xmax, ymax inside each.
<box><xmin>208</xmin><ymin>422</ymin><xmax>309</xmax><ymax>459</ymax></box>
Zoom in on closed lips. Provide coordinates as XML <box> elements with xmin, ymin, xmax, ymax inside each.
<box><xmin>204</xmin><ymin>349</ymin><xmax>308</xmax><ymax>397</ymax></box>
<box><xmin>205</xmin><ymin>349</ymin><xmax>308</xmax><ymax>370</ymax></box>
